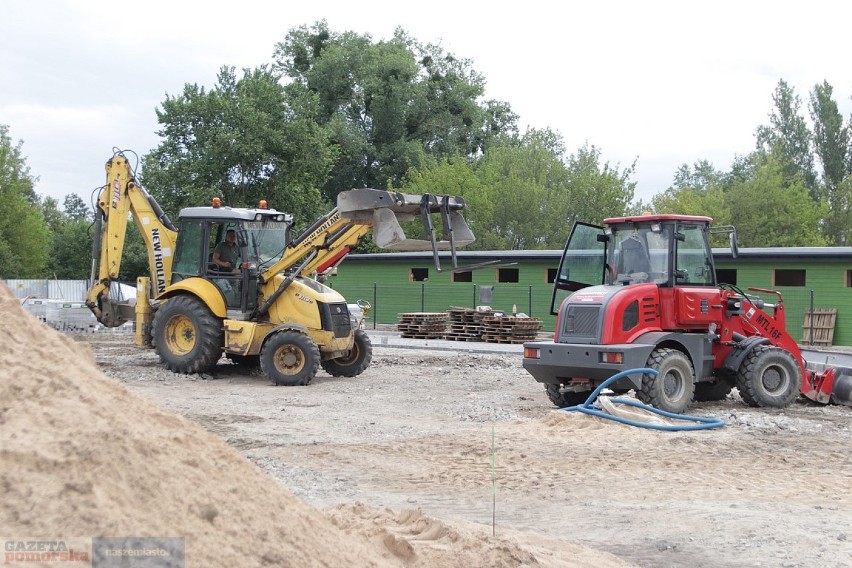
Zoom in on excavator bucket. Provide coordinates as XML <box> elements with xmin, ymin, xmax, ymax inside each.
<box><xmin>337</xmin><ymin>189</ymin><xmax>475</xmax><ymax>270</ymax></box>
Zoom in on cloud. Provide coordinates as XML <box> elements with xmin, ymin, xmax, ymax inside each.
<box><xmin>2</xmin><ymin>0</ymin><xmax>851</xmax><ymax>206</ymax></box>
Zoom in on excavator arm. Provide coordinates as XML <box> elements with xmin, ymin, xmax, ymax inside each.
<box><xmin>85</xmin><ymin>152</ymin><xmax>178</xmax><ymax>327</ymax></box>
<box><xmin>253</xmin><ymin>188</ymin><xmax>475</xmax><ymax>317</ymax></box>
<box><xmin>259</xmin><ymin>188</ymin><xmax>474</xmax><ymax>284</ymax></box>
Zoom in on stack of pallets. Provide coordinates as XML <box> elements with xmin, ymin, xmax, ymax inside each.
<box><xmin>397</xmin><ymin>312</ymin><xmax>449</xmax><ymax>339</ymax></box>
<box><xmin>444</xmin><ymin>307</ymin><xmax>490</xmax><ymax>342</ymax></box>
<box><xmin>481</xmin><ymin>315</ymin><xmax>542</xmax><ymax>344</ymax></box>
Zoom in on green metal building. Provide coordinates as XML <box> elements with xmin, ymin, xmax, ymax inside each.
<box><xmin>325</xmin><ymin>248</ymin><xmax>852</xmax><ymax>346</ymax></box>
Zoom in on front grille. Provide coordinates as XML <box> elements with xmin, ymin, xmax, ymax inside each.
<box><xmin>562</xmin><ymin>305</ymin><xmax>600</xmax><ymax>339</ymax></box>
<box><xmin>318</xmin><ymin>301</ymin><xmax>352</xmax><ymax>338</ymax></box>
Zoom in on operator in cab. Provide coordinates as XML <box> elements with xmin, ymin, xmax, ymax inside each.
<box><xmin>212</xmin><ymin>229</ymin><xmax>241</xmax><ymax>273</ymax></box>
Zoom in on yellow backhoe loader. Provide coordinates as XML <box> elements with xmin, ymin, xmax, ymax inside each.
<box><xmin>86</xmin><ymin>150</ymin><xmax>475</xmax><ymax>385</ymax></box>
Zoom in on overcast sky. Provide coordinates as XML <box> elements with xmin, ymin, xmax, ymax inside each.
<box><xmin>2</xmin><ymin>0</ymin><xmax>850</xmax><ymax>209</ymax></box>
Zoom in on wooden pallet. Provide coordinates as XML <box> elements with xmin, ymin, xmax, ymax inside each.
<box><xmin>802</xmin><ymin>308</ymin><xmax>837</xmax><ymax>346</ymax></box>
<box><xmin>397</xmin><ymin>312</ymin><xmax>448</xmax><ymax>339</ymax></box>
<box><xmin>480</xmin><ymin>334</ymin><xmax>530</xmax><ymax>344</ymax></box>
<box><xmin>481</xmin><ymin>315</ymin><xmax>542</xmax><ymax>344</ymax></box>
<box><xmin>445</xmin><ymin>307</ymin><xmax>493</xmax><ymax>341</ymax></box>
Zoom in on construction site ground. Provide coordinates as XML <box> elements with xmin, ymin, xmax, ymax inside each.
<box><xmin>80</xmin><ymin>331</ymin><xmax>852</xmax><ymax>568</ymax></box>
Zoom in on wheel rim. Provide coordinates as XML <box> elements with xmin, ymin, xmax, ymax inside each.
<box><xmin>762</xmin><ymin>364</ymin><xmax>789</xmax><ymax>394</ymax></box>
<box><xmin>663</xmin><ymin>369</ymin><xmax>685</xmax><ymax>401</ymax></box>
<box><xmin>273</xmin><ymin>344</ymin><xmax>305</xmax><ymax>375</ymax></box>
<box><xmin>337</xmin><ymin>342</ymin><xmax>360</xmax><ymax>365</ymax></box>
<box><xmin>165</xmin><ymin>314</ymin><xmax>196</xmax><ymax>356</ymax></box>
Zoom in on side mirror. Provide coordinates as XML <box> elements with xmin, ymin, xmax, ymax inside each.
<box><xmin>729</xmin><ymin>230</ymin><xmax>738</xmax><ymax>258</ymax></box>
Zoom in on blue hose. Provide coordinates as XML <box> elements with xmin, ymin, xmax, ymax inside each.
<box><xmin>561</xmin><ymin>368</ymin><xmax>726</xmax><ymax>431</ymax></box>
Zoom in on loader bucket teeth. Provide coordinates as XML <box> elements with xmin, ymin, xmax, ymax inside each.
<box><xmin>371</xmin><ymin>208</ymin><xmax>474</xmax><ymax>251</ymax></box>
<box><xmin>338</xmin><ymin>188</ymin><xmax>475</xmax><ymax>270</ymax></box>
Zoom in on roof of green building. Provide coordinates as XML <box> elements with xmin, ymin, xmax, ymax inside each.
<box><xmin>347</xmin><ymin>248</ymin><xmax>852</xmax><ymax>263</ymax></box>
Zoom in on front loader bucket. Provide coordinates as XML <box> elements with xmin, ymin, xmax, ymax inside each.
<box><xmin>370</xmin><ymin>208</ymin><xmax>474</xmax><ymax>250</ymax></box>
<box><xmin>338</xmin><ymin>188</ymin><xmax>475</xmax><ymax>270</ymax></box>
<box><xmin>802</xmin><ymin>349</ymin><xmax>852</xmax><ymax>406</ymax></box>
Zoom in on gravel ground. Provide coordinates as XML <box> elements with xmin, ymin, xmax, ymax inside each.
<box><xmin>78</xmin><ymin>332</ymin><xmax>852</xmax><ymax>568</ymax></box>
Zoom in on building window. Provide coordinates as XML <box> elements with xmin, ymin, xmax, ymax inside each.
<box><xmin>716</xmin><ymin>269</ymin><xmax>737</xmax><ymax>285</ymax></box>
<box><xmin>497</xmin><ymin>268</ymin><xmax>519</xmax><ymax>283</ymax></box>
<box><xmin>773</xmin><ymin>269</ymin><xmax>805</xmax><ymax>287</ymax></box>
<box><xmin>847</xmin><ymin>270</ymin><xmax>852</xmax><ymax>288</ymax></box>
<box><xmin>410</xmin><ymin>268</ymin><xmax>429</xmax><ymax>282</ymax></box>
<box><xmin>453</xmin><ymin>270</ymin><xmax>472</xmax><ymax>283</ymax></box>
<box><xmin>547</xmin><ymin>268</ymin><xmax>558</xmax><ymax>283</ymax></box>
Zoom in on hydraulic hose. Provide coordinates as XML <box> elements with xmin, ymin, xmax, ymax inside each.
<box><xmin>561</xmin><ymin>368</ymin><xmax>726</xmax><ymax>431</ymax></box>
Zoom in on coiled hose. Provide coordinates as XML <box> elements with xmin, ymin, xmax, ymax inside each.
<box><xmin>561</xmin><ymin>368</ymin><xmax>726</xmax><ymax>431</ymax></box>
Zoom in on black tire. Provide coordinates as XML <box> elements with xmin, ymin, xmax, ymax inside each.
<box><xmin>638</xmin><ymin>348</ymin><xmax>695</xmax><ymax>413</ymax></box>
<box><xmin>152</xmin><ymin>295</ymin><xmax>223</xmax><ymax>374</ymax></box>
<box><xmin>260</xmin><ymin>330</ymin><xmax>320</xmax><ymax>386</ymax></box>
<box><xmin>735</xmin><ymin>346</ymin><xmax>801</xmax><ymax>408</ymax></box>
<box><xmin>321</xmin><ymin>329</ymin><xmax>373</xmax><ymax>377</ymax></box>
<box><xmin>545</xmin><ymin>384</ymin><xmax>590</xmax><ymax>408</ymax></box>
<box><xmin>693</xmin><ymin>378</ymin><xmax>735</xmax><ymax>402</ymax></box>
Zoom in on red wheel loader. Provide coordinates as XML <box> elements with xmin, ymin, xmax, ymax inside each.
<box><xmin>522</xmin><ymin>214</ymin><xmax>852</xmax><ymax>413</ymax></box>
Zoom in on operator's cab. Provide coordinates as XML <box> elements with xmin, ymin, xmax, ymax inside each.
<box><xmin>550</xmin><ymin>215</ymin><xmax>717</xmax><ymax>313</ymax></box>
<box><xmin>171</xmin><ymin>205</ymin><xmax>293</xmax><ymax>315</ymax></box>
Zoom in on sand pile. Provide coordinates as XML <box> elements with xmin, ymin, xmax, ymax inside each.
<box><xmin>0</xmin><ymin>284</ymin><xmax>630</xmax><ymax>567</ymax></box>
<box><xmin>0</xmin><ymin>285</ymin><xmax>385</xmax><ymax>566</ymax></box>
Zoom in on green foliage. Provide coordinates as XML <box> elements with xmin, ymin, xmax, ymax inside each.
<box><xmin>561</xmin><ymin>143</ymin><xmax>636</xmax><ymax>226</ymax></box>
<box><xmin>727</xmin><ymin>155</ymin><xmax>826</xmax><ymax>247</ymax></box>
<box><xmin>273</xmin><ymin>21</ymin><xmax>518</xmax><ymax>200</ymax></box>
<box><xmin>652</xmin><ymin>184</ymin><xmax>731</xmax><ymax>226</ymax></box>
<box><xmin>47</xmin><ymin>221</ymin><xmax>92</xmax><ymax>279</ymax></box>
<box><xmin>671</xmin><ymin>160</ymin><xmax>726</xmax><ymax>191</ymax></box>
<box><xmin>471</xmin><ymin>131</ymin><xmax>570</xmax><ymax>249</ymax></box>
<box><xmin>821</xmin><ymin>175</ymin><xmax>852</xmax><ymax>246</ymax></box>
<box><xmin>400</xmin><ymin>153</ymin><xmax>486</xmax><ymax>242</ymax></box>
<box><xmin>0</xmin><ymin>125</ymin><xmax>39</xmax><ymax>204</ymax></box>
<box><xmin>118</xmin><ymin>222</ymin><xmax>150</xmax><ymax>282</ymax></box>
<box><xmin>40</xmin><ymin>196</ymin><xmax>65</xmax><ymax>233</ymax></box>
<box><xmin>0</xmin><ymin>191</ymin><xmax>51</xmax><ymax>278</ymax></box>
<box><xmin>142</xmin><ymin>66</ymin><xmax>333</xmax><ymax>224</ymax></box>
<box><xmin>0</xmin><ymin>126</ymin><xmax>50</xmax><ymax>278</ymax></box>
<box><xmin>755</xmin><ymin>79</ymin><xmax>818</xmax><ymax>198</ymax></box>
<box><xmin>63</xmin><ymin>193</ymin><xmax>91</xmax><ymax>222</ymax></box>
<box><xmin>809</xmin><ymin>81</ymin><xmax>851</xmax><ymax>245</ymax></box>
<box><xmin>399</xmin><ymin>131</ymin><xmax>635</xmax><ymax>250</ymax></box>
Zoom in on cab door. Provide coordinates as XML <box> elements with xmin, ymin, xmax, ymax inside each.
<box><xmin>549</xmin><ymin>222</ymin><xmax>606</xmax><ymax>315</ymax></box>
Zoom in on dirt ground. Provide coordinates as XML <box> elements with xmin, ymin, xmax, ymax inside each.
<box><xmin>81</xmin><ymin>332</ymin><xmax>852</xmax><ymax>568</ymax></box>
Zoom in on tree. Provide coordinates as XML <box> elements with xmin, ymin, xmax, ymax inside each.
<box><xmin>755</xmin><ymin>80</ymin><xmax>818</xmax><ymax>198</ymax></box>
<box><xmin>560</xmin><ymin>143</ymin><xmax>636</xmax><ymax>227</ymax></box>
<box><xmin>44</xmin><ymin>193</ymin><xmax>93</xmax><ymax>279</ymax></box>
<box><xmin>809</xmin><ymin>80</ymin><xmax>851</xmax><ymax>245</ymax></box>
<box><xmin>63</xmin><ymin>193</ymin><xmax>91</xmax><ymax>222</ymax></box>
<box><xmin>652</xmin><ymin>185</ymin><xmax>731</xmax><ymax>226</ymax></box>
<box><xmin>142</xmin><ymin>66</ymin><xmax>334</xmax><ymax>225</ymax></box>
<box><xmin>400</xmin><ymin>132</ymin><xmax>635</xmax><ymax>250</ymax></box>
<box><xmin>47</xmin><ymin>221</ymin><xmax>92</xmax><ymax>279</ymax></box>
<box><xmin>671</xmin><ymin>160</ymin><xmax>726</xmax><ymax>191</ymax></box>
<box><xmin>726</xmin><ymin>155</ymin><xmax>826</xmax><ymax>247</ymax></box>
<box><xmin>469</xmin><ymin>130</ymin><xmax>571</xmax><ymax>250</ymax></box>
<box><xmin>0</xmin><ymin>126</ymin><xmax>50</xmax><ymax>278</ymax></box>
<box><xmin>653</xmin><ymin>160</ymin><xmax>731</xmax><ymax>227</ymax></box>
<box><xmin>40</xmin><ymin>197</ymin><xmax>65</xmax><ymax>233</ymax></box>
<box><xmin>273</xmin><ymin>21</ymin><xmax>518</xmax><ymax>200</ymax></box>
